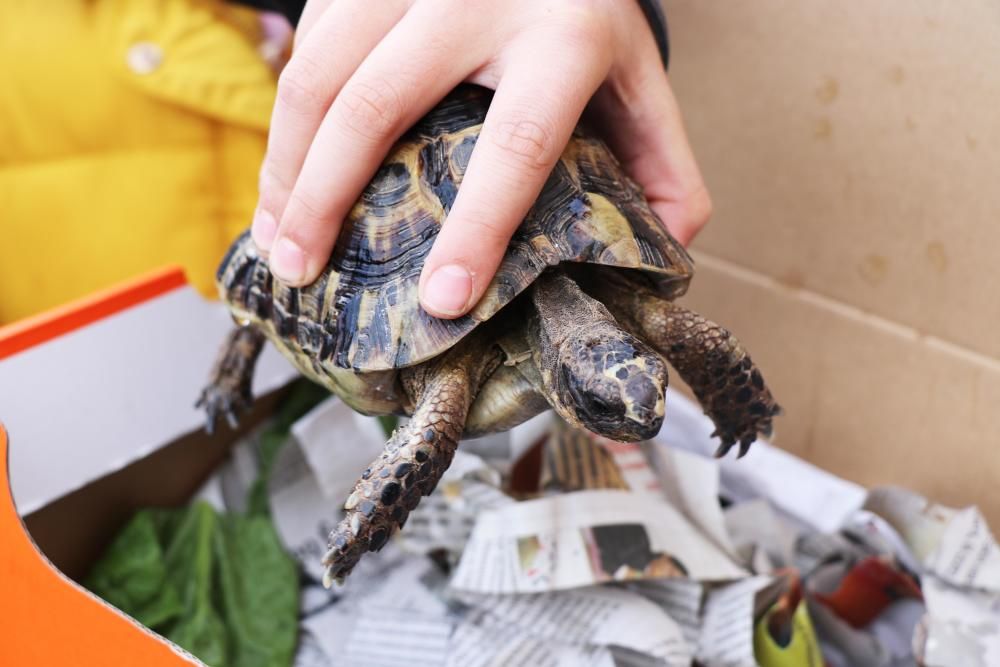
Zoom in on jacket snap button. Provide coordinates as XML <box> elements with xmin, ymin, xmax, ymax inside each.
<box><xmin>126</xmin><ymin>42</ymin><xmax>163</xmax><ymax>75</ymax></box>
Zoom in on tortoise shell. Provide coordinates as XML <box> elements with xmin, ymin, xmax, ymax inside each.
<box><xmin>220</xmin><ymin>85</ymin><xmax>693</xmax><ymax>373</ymax></box>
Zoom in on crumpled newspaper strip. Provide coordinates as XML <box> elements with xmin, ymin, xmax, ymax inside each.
<box><xmin>655</xmin><ymin>388</ymin><xmax>867</xmax><ymax>534</ymax></box>
<box><xmin>924</xmin><ymin>505</ymin><xmax>1000</xmax><ymax>591</ymax></box>
<box><xmin>302</xmin><ymin>555</ymin><xmax>453</xmax><ymax>666</ymax></box>
<box><xmin>723</xmin><ymin>498</ymin><xmax>798</xmax><ymax>573</ymax></box>
<box><xmin>299</xmin><ymin>553</ymin><xmax>694</xmax><ymax>667</ymax></box>
<box><xmin>449</xmin><ymin>587</ymin><xmax>692</xmax><ymax>667</ymax></box>
<box><xmin>645</xmin><ymin>440</ymin><xmax>738</xmax><ymax>560</ymax></box>
<box><xmin>396</xmin><ymin>450</ymin><xmax>516</xmax><ymax>557</ymax></box>
<box><xmin>861</xmin><ymin>486</ymin><xmax>1000</xmax><ymax>667</ymax></box>
<box><xmin>918</xmin><ymin>578</ymin><xmax>1000</xmax><ymax>667</ymax></box>
<box><xmin>541</xmin><ymin>419</ymin><xmax>633</xmax><ymax>493</ymax></box>
<box><xmin>626</xmin><ymin>578</ymin><xmax>704</xmax><ymax>650</ymax></box>
<box><xmin>307</xmin><ymin>604</ymin><xmax>453</xmax><ymax>667</ymax></box>
<box><xmin>696</xmin><ymin>576</ymin><xmax>782</xmax><ymax>667</ymax></box>
<box><xmin>916</xmin><ymin>508</ymin><xmax>1000</xmax><ymax>665</ymax></box>
<box><xmin>290</xmin><ymin>396</ymin><xmax>388</xmax><ymax>500</ymax></box>
<box><xmin>450</xmin><ymin>489</ymin><xmax>745</xmax><ymax>594</ymax></box>
<box><xmin>541</xmin><ymin>420</ymin><xmax>629</xmax><ymax>492</ymax></box>
<box><xmin>607</xmin><ymin>576</ymin><xmax>787</xmax><ymax>667</ymax></box>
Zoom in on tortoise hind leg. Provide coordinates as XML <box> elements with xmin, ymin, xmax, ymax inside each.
<box><xmin>197</xmin><ymin>325</ymin><xmax>265</xmax><ymax>433</ymax></box>
<box><xmin>322</xmin><ymin>329</ymin><xmax>503</xmax><ymax>584</ymax></box>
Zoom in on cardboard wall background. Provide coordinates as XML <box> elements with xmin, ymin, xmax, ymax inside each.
<box><xmin>664</xmin><ymin>1</ymin><xmax>1000</xmax><ymax>523</ymax></box>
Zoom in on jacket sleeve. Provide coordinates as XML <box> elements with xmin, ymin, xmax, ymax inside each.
<box><xmin>635</xmin><ymin>0</ymin><xmax>669</xmax><ymax>68</ymax></box>
<box><xmin>233</xmin><ymin>0</ymin><xmax>669</xmax><ymax>69</ymax></box>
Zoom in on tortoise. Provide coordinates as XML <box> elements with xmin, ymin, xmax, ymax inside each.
<box><xmin>199</xmin><ymin>85</ymin><xmax>779</xmax><ymax>585</ymax></box>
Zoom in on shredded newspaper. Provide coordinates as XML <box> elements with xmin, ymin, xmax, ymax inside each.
<box><xmin>198</xmin><ymin>388</ymin><xmax>999</xmax><ymax>666</ymax></box>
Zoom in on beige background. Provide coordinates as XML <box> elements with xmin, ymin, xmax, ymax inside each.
<box><xmin>663</xmin><ymin>1</ymin><xmax>1000</xmax><ymax>524</ymax></box>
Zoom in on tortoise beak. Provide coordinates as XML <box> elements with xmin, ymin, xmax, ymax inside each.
<box><xmin>621</xmin><ymin>372</ymin><xmax>666</xmax><ymax>440</ymax></box>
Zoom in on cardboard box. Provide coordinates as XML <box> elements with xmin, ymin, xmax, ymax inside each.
<box><xmin>665</xmin><ymin>0</ymin><xmax>1000</xmax><ymax>525</ymax></box>
<box><xmin>663</xmin><ymin>0</ymin><xmax>1000</xmax><ymax>525</ymax></box>
<box><xmin>0</xmin><ymin>268</ymin><xmax>296</xmax><ymax>665</ymax></box>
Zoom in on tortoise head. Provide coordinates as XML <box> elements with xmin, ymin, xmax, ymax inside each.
<box><xmin>557</xmin><ymin>329</ymin><xmax>668</xmax><ymax>442</ymax></box>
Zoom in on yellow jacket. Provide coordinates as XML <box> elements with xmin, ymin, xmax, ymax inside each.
<box><xmin>0</xmin><ymin>0</ymin><xmax>277</xmax><ymax>323</ymax></box>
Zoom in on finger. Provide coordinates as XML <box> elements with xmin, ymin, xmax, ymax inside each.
<box><xmin>270</xmin><ymin>3</ymin><xmax>492</xmax><ymax>286</ymax></box>
<box><xmin>252</xmin><ymin>0</ymin><xmax>410</xmax><ymax>255</ymax></box>
<box><xmin>418</xmin><ymin>41</ymin><xmax>611</xmax><ymax>318</ymax></box>
<box><xmin>591</xmin><ymin>53</ymin><xmax>711</xmax><ymax>246</ymax></box>
<box><xmin>294</xmin><ymin>0</ymin><xmax>335</xmax><ymax>43</ymax></box>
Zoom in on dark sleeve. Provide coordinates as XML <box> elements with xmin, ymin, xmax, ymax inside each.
<box><xmin>636</xmin><ymin>0</ymin><xmax>669</xmax><ymax>69</ymax></box>
<box><xmin>231</xmin><ymin>0</ymin><xmax>668</xmax><ymax>69</ymax></box>
<box><xmin>233</xmin><ymin>0</ymin><xmax>307</xmax><ymax>25</ymax></box>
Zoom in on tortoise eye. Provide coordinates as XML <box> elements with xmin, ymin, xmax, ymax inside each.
<box><xmin>584</xmin><ymin>393</ymin><xmax>616</xmax><ymax>418</ymax></box>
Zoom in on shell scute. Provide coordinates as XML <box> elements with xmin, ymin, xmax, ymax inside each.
<box><xmin>218</xmin><ymin>86</ymin><xmax>693</xmax><ymax>374</ymax></box>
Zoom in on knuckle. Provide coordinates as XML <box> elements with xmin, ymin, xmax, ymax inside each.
<box><xmin>258</xmin><ymin>160</ymin><xmax>292</xmax><ymax>196</ymax></box>
<box><xmin>683</xmin><ymin>184</ymin><xmax>713</xmax><ymax>230</ymax></box>
<box><xmin>276</xmin><ymin>53</ymin><xmax>329</xmax><ymax>114</ymax></box>
<box><xmin>460</xmin><ymin>214</ymin><xmax>514</xmax><ymax>246</ymax></box>
<box><xmin>557</xmin><ymin>3</ymin><xmax>613</xmax><ymax>51</ymax></box>
<box><xmin>286</xmin><ymin>188</ymin><xmax>329</xmax><ymax>228</ymax></box>
<box><xmin>335</xmin><ymin>79</ymin><xmax>404</xmax><ymax>141</ymax></box>
<box><xmin>486</xmin><ymin>114</ymin><xmax>559</xmax><ymax>172</ymax></box>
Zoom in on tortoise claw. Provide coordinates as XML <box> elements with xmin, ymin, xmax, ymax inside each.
<box><xmin>223</xmin><ymin>396</ymin><xmax>240</xmax><ymax>430</ymax></box>
<box><xmin>714</xmin><ymin>439</ymin><xmax>736</xmax><ymax>458</ymax></box>
<box><xmin>321</xmin><ymin>561</ymin><xmax>351</xmax><ymax>589</ymax></box>
<box><xmin>196</xmin><ymin>384</ymin><xmax>250</xmax><ymax>434</ymax></box>
<box><xmin>198</xmin><ymin>325</ymin><xmax>264</xmax><ymax>434</ymax></box>
<box><xmin>706</xmin><ymin>392</ymin><xmax>780</xmax><ymax>459</ymax></box>
<box><xmin>195</xmin><ymin>392</ymin><xmax>221</xmax><ymax>435</ymax></box>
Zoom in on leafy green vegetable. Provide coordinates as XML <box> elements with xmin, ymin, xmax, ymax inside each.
<box><xmin>213</xmin><ymin>514</ymin><xmax>299</xmax><ymax>667</ymax></box>
<box><xmin>159</xmin><ymin>502</ymin><xmax>228</xmax><ymax>665</ymax></box>
<box><xmin>377</xmin><ymin>414</ymin><xmax>398</xmax><ymax>438</ymax></box>
<box><xmin>87</xmin><ymin>502</ymin><xmax>300</xmax><ymax>667</ymax></box>
<box><xmin>85</xmin><ymin>382</ymin><xmax>331</xmax><ymax>666</ymax></box>
<box><xmin>83</xmin><ymin>510</ymin><xmax>182</xmax><ymax>628</ymax></box>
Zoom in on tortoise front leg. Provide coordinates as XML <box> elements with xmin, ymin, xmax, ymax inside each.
<box><xmin>586</xmin><ymin>274</ymin><xmax>780</xmax><ymax>458</ymax></box>
<box><xmin>197</xmin><ymin>325</ymin><xmax>265</xmax><ymax>433</ymax></box>
<box><xmin>322</xmin><ymin>330</ymin><xmax>503</xmax><ymax>585</ymax></box>
<box><xmin>635</xmin><ymin>301</ymin><xmax>781</xmax><ymax>457</ymax></box>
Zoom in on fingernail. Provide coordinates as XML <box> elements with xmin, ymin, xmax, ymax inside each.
<box><xmin>271</xmin><ymin>237</ymin><xmax>307</xmax><ymax>284</ymax></box>
<box><xmin>252</xmin><ymin>208</ymin><xmax>278</xmax><ymax>252</ymax></box>
<box><xmin>423</xmin><ymin>264</ymin><xmax>473</xmax><ymax>316</ymax></box>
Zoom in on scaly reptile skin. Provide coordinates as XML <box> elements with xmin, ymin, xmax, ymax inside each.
<box><xmin>321</xmin><ymin>332</ymin><xmax>502</xmax><ymax>584</ymax></box>
<box><xmin>642</xmin><ymin>302</ymin><xmax>780</xmax><ymax>457</ymax></box>
<box><xmin>197</xmin><ymin>326</ymin><xmax>265</xmax><ymax>433</ymax></box>
<box><xmin>583</xmin><ymin>271</ymin><xmax>781</xmax><ymax>458</ymax></box>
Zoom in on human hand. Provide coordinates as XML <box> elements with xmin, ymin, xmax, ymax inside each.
<box><xmin>252</xmin><ymin>0</ymin><xmax>711</xmax><ymax>318</ymax></box>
